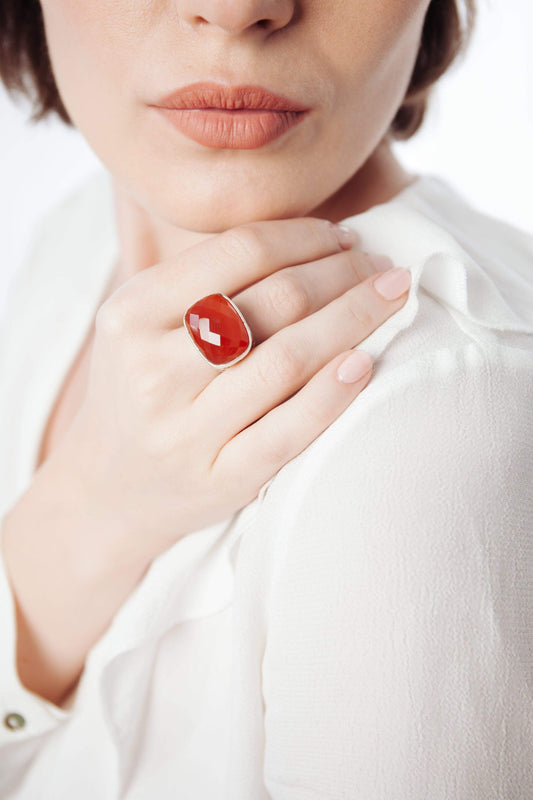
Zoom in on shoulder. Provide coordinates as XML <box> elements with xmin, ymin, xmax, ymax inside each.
<box><xmin>400</xmin><ymin>174</ymin><xmax>533</xmax><ymax>261</ymax></box>
<box><xmin>250</xmin><ymin>179</ymin><xmax>533</xmax><ymax>521</ymax></box>
<box><xmin>241</xmin><ymin>175</ymin><xmax>533</xmax><ymax>540</ymax></box>
<box><xmin>394</xmin><ymin>174</ymin><xmax>533</xmax><ymax>328</ymax></box>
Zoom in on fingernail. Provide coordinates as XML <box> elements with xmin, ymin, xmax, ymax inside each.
<box><xmin>331</xmin><ymin>222</ymin><xmax>359</xmax><ymax>249</ymax></box>
<box><xmin>336</xmin><ymin>349</ymin><xmax>373</xmax><ymax>383</ymax></box>
<box><xmin>373</xmin><ymin>267</ymin><xmax>411</xmax><ymax>300</ymax></box>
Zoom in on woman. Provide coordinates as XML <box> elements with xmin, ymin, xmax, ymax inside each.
<box><xmin>0</xmin><ymin>1</ymin><xmax>532</xmax><ymax>798</ymax></box>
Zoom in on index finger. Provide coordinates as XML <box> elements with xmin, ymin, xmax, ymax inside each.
<box><xmin>120</xmin><ymin>217</ymin><xmax>359</xmax><ymax>330</ymax></box>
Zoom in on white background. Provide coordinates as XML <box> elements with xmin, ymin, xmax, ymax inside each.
<box><xmin>0</xmin><ymin>0</ymin><xmax>531</xmax><ymax>317</ymax></box>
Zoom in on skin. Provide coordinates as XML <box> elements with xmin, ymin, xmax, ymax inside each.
<box><xmin>38</xmin><ymin>0</ymin><xmax>431</xmax><ymax>286</ymax></box>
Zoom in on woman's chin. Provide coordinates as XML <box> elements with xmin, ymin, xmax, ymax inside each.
<box><xmin>162</xmin><ymin>194</ymin><xmax>314</xmax><ymax>234</ymax></box>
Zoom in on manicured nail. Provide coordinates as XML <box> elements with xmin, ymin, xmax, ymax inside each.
<box><xmin>331</xmin><ymin>222</ymin><xmax>359</xmax><ymax>249</ymax></box>
<box><xmin>373</xmin><ymin>267</ymin><xmax>411</xmax><ymax>300</ymax></box>
<box><xmin>336</xmin><ymin>349</ymin><xmax>373</xmax><ymax>383</ymax></box>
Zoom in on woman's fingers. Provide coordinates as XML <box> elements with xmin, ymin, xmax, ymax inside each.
<box><xmin>228</xmin><ymin>248</ymin><xmax>388</xmax><ymax>344</ymax></box>
<box><xmin>105</xmin><ymin>217</ymin><xmax>358</xmax><ymax>331</ymax></box>
<box><xmin>193</xmin><ymin>267</ymin><xmax>411</xmax><ymax>447</ymax></box>
<box><xmin>160</xmin><ymin>247</ymin><xmax>390</xmax><ymax>399</ymax></box>
<box><xmin>209</xmin><ymin>348</ymin><xmax>373</xmax><ymax>497</ymax></box>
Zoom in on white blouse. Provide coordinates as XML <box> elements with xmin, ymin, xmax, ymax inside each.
<box><xmin>0</xmin><ymin>170</ymin><xmax>532</xmax><ymax>799</ymax></box>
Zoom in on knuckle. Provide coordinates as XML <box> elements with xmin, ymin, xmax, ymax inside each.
<box><xmin>272</xmin><ymin>337</ymin><xmax>307</xmax><ymax>384</ymax></box>
<box><xmin>260</xmin><ymin>432</ymin><xmax>292</xmax><ymax>468</ymax></box>
<box><xmin>95</xmin><ymin>295</ymin><xmax>134</xmax><ymax>337</ymax></box>
<box><xmin>344</xmin><ymin>288</ymin><xmax>375</xmax><ymax>330</ymax></box>
<box><xmin>299</xmin><ymin>394</ymin><xmax>331</xmax><ymax>430</ymax></box>
<box><xmin>255</xmin><ymin>336</ymin><xmax>307</xmax><ymax>388</ymax></box>
<box><xmin>346</xmin><ymin>248</ymin><xmax>373</xmax><ymax>282</ymax></box>
<box><xmin>304</xmin><ymin>216</ymin><xmax>338</xmax><ymax>251</ymax></box>
<box><xmin>218</xmin><ymin>224</ymin><xmax>267</xmax><ymax>266</ymax></box>
<box><xmin>265</xmin><ymin>270</ymin><xmax>310</xmax><ymax>320</ymax></box>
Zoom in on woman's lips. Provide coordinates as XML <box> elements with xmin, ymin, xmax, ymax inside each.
<box><xmin>155</xmin><ymin>106</ymin><xmax>309</xmax><ymax>149</ymax></box>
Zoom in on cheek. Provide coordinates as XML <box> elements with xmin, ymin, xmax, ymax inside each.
<box><xmin>325</xmin><ymin>1</ymin><xmax>427</xmax><ymax>73</ymax></box>
<box><xmin>39</xmin><ymin>0</ymin><xmax>137</xmax><ymax>76</ymax></box>
<box><xmin>39</xmin><ymin>1</ymin><xmax>138</xmax><ymax>122</ymax></box>
<box><xmin>41</xmin><ymin>0</ymin><xmax>130</xmax><ymax>31</ymax></box>
<box><xmin>317</xmin><ymin>0</ymin><xmax>429</xmax><ymax>118</ymax></box>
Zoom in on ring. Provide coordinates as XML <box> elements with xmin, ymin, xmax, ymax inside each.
<box><xmin>183</xmin><ymin>292</ymin><xmax>254</xmax><ymax>370</ymax></box>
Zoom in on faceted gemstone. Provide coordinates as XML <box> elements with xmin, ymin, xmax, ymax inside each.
<box><xmin>183</xmin><ymin>293</ymin><xmax>252</xmax><ymax>367</ymax></box>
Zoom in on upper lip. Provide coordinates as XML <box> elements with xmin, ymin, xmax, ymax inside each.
<box><xmin>152</xmin><ymin>81</ymin><xmax>309</xmax><ymax>112</ymax></box>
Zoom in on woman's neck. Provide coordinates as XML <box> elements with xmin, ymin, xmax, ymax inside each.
<box><xmin>312</xmin><ymin>137</ymin><xmax>417</xmax><ymax>223</ymax></box>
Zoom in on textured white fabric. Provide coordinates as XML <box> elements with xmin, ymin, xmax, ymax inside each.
<box><xmin>0</xmin><ymin>170</ymin><xmax>532</xmax><ymax>799</ymax></box>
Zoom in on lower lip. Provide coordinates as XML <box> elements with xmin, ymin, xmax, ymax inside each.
<box><xmin>154</xmin><ymin>107</ymin><xmax>309</xmax><ymax>149</ymax></box>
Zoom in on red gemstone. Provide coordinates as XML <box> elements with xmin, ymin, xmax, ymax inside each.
<box><xmin>183</xmin><ymin>293</ymin><xmax>252</xmax><ymax>367</ymax></box>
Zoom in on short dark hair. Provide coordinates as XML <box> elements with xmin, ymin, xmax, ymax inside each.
<box><xmin>0</xmin><ymin>0</ymin><xmax>476</xmax><ymax>140</ymax></box>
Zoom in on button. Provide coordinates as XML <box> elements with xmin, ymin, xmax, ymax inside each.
<box><xmin>4</xmin><ymin>712</ymin><xmax>26</xmax><ymax>731</ymax></box>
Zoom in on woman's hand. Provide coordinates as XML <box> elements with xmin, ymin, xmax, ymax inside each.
<box><xmin>62</xmin><ymin>217</ymin><xmax>410</xmax><ymax>560</ymax></box>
